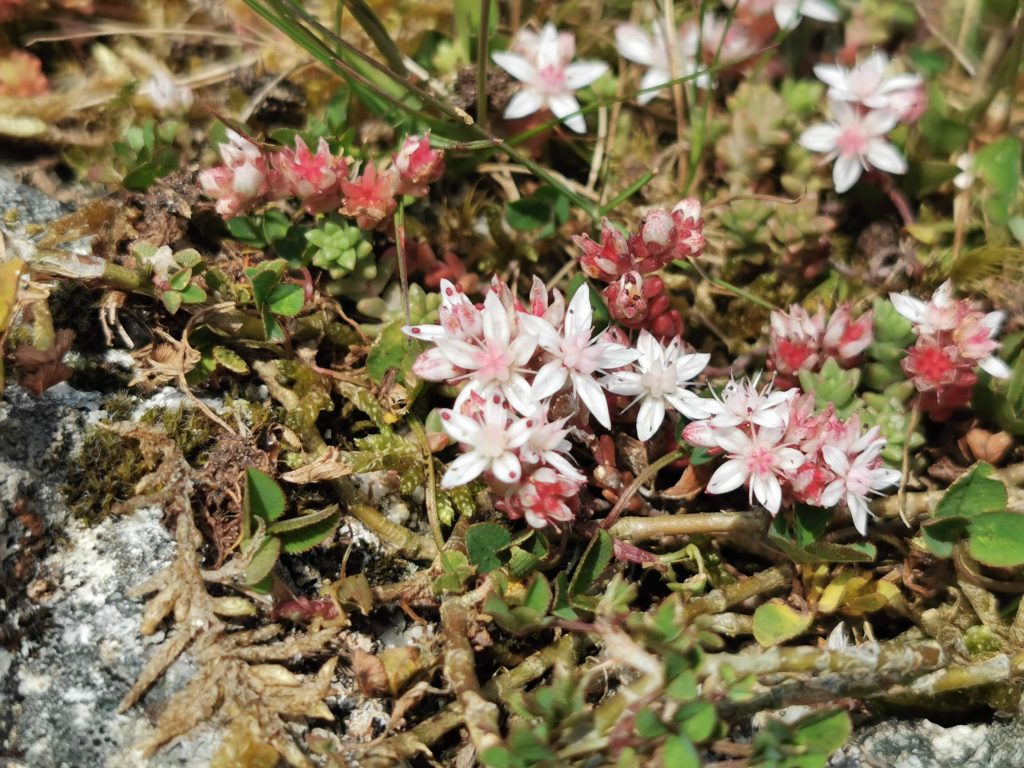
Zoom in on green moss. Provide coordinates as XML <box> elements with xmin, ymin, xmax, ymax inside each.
<box><xmin>140</xmin><ymin>406</ymin><xmax>218</xmax><ymax>466</ymax></box>
<box><xmin>61</xmin><ymin>426</ymin><xmax>150</xmax><ymax>525</ymax></box>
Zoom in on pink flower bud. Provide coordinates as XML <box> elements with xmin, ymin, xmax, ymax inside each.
<box><xmin>672</xmin><ymin>197</ymin><xmax>702</xmax><ymax>223</ymax></box>
<box><xmin>340</xmin><ymin>163</ymin><xmax>398</xmax><ymax>230</ymax></box>
<box><xmin>572</xmin><ymin>219</ymin><xmax>632</xmax><ymax>282</ymax></box>
<box><xmin>640</xmin><ymin>209</ymin><xmax>674</xmax><ymax>248</ymax></box>
<box><xmin>393</xmin><ymin>133</ymin><xmax>445</xmax><ymax>196</ymax></box>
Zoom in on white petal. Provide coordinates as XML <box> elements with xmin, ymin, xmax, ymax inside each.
<box><xmin>821</xmin><ymin>480</ymin><xmax>844</xmax><ymax>508</ymax></box>
<box><xmin>491</xmin><ymin>451</ymin><xmax>522</xmax><ymax>484</ymax></box>
<box><xmin>711</xmin><ymin>427</ymin><xmax>750</xmax><ymax>454</ymax></box>
<box><xmin>773</xmin><ymin>2</ymin><xmax>800</xmax><ymax>29</ymax></box>
<box><xmin>706</xmin><ymin>459</ymin><xmax>748</xmax><ymax>494</ymax></box>
<box><xmin>798</xmin><ymin>0</ymin><xmax>840</xmax><ymax>22</ymax></box>
<box><xmin>813</xmin><ymin>64</ymin><xmax>849</xmax><ymax>92</ymax></box>
<box><xmin>508</xmin><ymin>331</ymin><xmax>539</xmax><ymax>366</ymax></box>
<box><xmin>574</xmin><ymin>373</ymin><xmax>611</xmax><ymax>429</ymax></box>
<box><xmin>403</xmin><ymin>323</ymin><xmax>446</xmax><ymax>342</ymax></box>
<box><xmin>503</xmin><ymin>376</ymin><xmax>538</xmax><ymax>416</ymax></box>
<box><xmin>482</xmin><ymin>291</ymin><xmax>511</xmax><ymax>346</ymax></box>
<box><xmin>441</xmin><ymin>410</ymin><xmax>478</xmax><ymax>444</ymax></box>
<box><xmin>761</xmin><ymin>476</ymin><xmax>783</xmax><ymax>516</ymax></box>
<box><xmin>861</xmin><ymin>109</ymin><xmax>899</xmax><ymax>135</ymax></box>
<box><xmin>888</xmin><ymin>292</ymin><xmax>926</xmax><ymax>323</ymax></box>
<box><xmin>636</xmin><ymin>397</ymin><xmax>666</xmax><ymax>441</ymax></box>
<box><xmin>438</xmin><ymin>338</ymin><xmax>480</xmax><ymax>370</ymax></box>
<box><xmin>615</xmin><ymin>24</ymin><xmax>655</xmax><ymax>66</ymax></box>
<box><xmin>535</xmin><ymin>23</ymin><xmax>561</xmax><ymax>70</ymax></box>
<box><xmin>491</xmin><ymin>51</ymin><xmax>535</xmax><ymax>83</ymax></box>
<box><xmin>548</xmin><ymin>94</ymin><xmax>586</xmax><ymax>133</ymax></box>
<box><xmin>503</xmin><ymin>88</ymin><xmax>544</xmax><ymax>120</ymax></box>
<box><xmin>604</xmin><ymin>372</ymin><xmax>643</xmax><ymax>397</ymax></box>
<box><xmin>799</xmin><ymin>124</ymin><xmax>841</xmax><ymax>153</ymax></box>
<box><xmin>441</xmin><ymin>451</ymin><xmax>489</xmax><ymax>488</ymax></box>
<box><xmin>822</xmin><ymin>445</ymin><xmax>850</xmax><ymax>475</ymax></box>
<box><xmin>980</xmin><ymin>355</ymin><xmax>1012</xmax><ymax>379</ymax></box>
<box><xmin>667</xmin><ymin>390</ymin><xmax>715</xmax><ymax>420</ymax></box>
<box><xmin>675</xmin><ymin>352</ymin><xmax>710</xmax><ymax>381</ymax></box>
<box><xmin>532</xmin><ymin>360</ymin><xmax>569</xmax><ymax>401</ymax></box>
<box><xmin>637</xmin><ymin>68</ymin><xmax>670</xmax><ymax>104</ymax></box>
<box><xmin>866</xmin><ymin>140</ymin><xmax>907</xmax><ymax>175</ymax></box>
<box><xmin>565</xmin><ymin>285</ymin><xmax>593</xmax><ymax>335</ymax></box>
<box><xmin>564</xmin><ymin>61</ymin><xmax>608</xmax><ymax>90</ymax></box>
<box><xmin>871</xmin><ymin>468</ymin><xmax>902</xmax><ymax>491</ymax></box>
<box><xmin>877</xmin><ymin>74</ymin><xmax>922</xmax><ymax>94</ymax></box>
<box><xmin>598</xmin><ymin>344</ymin><xmax>640</xmax><ymax>370</ymax></box>
<box><xmin>519</xmin><ymin>313</ymin><xmax>561</xmax><ymax>351</ymax></box>
<box><xmin>832</xmin><ymin>154</ymin><xmax>863</xmax><ymax>193</ymax></box>
<box><xmin>848</xmin><ymin>495</ymin><xmax>870</xmax><ymax>535</ymax></box>
<box><xmin>412</xmin><ymin>347</ymin><xmax>461</xmax><ymax>380</ymax></box>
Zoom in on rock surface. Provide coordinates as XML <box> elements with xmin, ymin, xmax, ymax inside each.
<box><xmin>829</xmin><ymin>718</ymin><xmax>1024</xmax><ymax>768</ymax></box>
<box><xmin>0</xmin><ymin>385</ymin><xmax>215</xmax><ymax>767</ymax></box>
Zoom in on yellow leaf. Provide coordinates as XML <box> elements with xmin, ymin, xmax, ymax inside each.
<box><xmin>0</xmin><ymin>115</ymin><xmax>46</xmax><ymax>137</ymax></box>
<box><xmin>0</xmin><ymin>258</ymin><xmax>25</xmax><ymax>334</ymax></box>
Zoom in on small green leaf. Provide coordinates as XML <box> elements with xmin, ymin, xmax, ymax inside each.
<box><xmin>793</xmin><ymin>708</ymin><xmax>852</xmax><ymax>754</ymax></box>
<box><xmin>243</xmin><ymin>536</ymin><xmax>281</xmax><ymax>586</ymax></box>
<box><xmin>274</xmin><ymin>507</ymin><xmax>341</xmax><ymax>554</ymax></box>
<box><xmin>212</xmin><ymin>345</ymin><xmax>249</xmax><ymax>374</ymax></box>
<box><xmin>174</xmin><ymin>248</ymin><xmax>203</xmax><ymax>269</ymax></box>
<box><xmin>523</xmin><ymin>573</ymin><xmax>553</xmax><ymax>614</ymax></box>
<box><xmin>678</xmin><ymin>700</ymin><xmax>717</xmax><ymax>743</ymax></box>
<box><xmin>921</xmin><ymin>516</ymin><xmax>970</xmax><ymax>558</ymax></box>
<box><xmin>466</xmin><ymin>523</ymin><xmax>512</xmax><ymax>573</ymax></box>
<box><xmin>506</xmin><ymin>198</ymin><xmax>551</xmax><ymax>232</ymax></box>
<box><xmin>934</xmin><ymin>462</ymin><xmax>1007</xmax><ymax>519</ymax></box>
<box><xmin>662</xmin><ymin>735</ymin><xmax>700</xmax><ymax>768</ymax></box>
<box><xmin>246</xmin><ymin>468</ymin><xmax>286</xmax><ymax>525</ymax></box>
<box><xmin>228</xmin><ymin>215</ymin><xmax>267</xmax><ymax>246</ymax></box>
<box><xmin>570</xmin><ymin>529</ymin><xmax>614</xmax><ymax>596</ymax></box>
<box><xmin>367</xmin><ymin>319</ymin><xmax>422</xmax><ymax>385</ymax></box>
<box><xmin>179</xmin><ymin>283</ymin><xmax>207</xmax><ymax>304</ymax></box>
<box><xmin>161</xmin><ymin>290</ymin><xmax>183</xmax><ymax>315</ymax></box>
<box><xmin>967</xmin><ymin>512</ymin><xmax>1024</xmax><ymax>567</ymax></box>
<box><xmin>753</xmin><ymin>601</ymin><xmax>813</xmax><ymax>647</ymax></box>
<box><xmin>249</xmin><ymin>269</ymin><xmax>279</xmax><ymax>307</ymax></box>
<box><xmin>267</xmin><ymin>283</ymin><xmax>305</xmax><ymax>317</ymax></box>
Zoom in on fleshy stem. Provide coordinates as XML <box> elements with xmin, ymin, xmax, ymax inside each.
<box><xmin>440</xmin><ymin>589</ymin><xmax>503</xmax><ymax>756</ymax></box>
<box><xmin>608</xmin><ymin>510</ymin><xmax>769</xmax><ymax>543</ymax></box>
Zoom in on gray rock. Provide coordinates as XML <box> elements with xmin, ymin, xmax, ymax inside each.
<box><xmin>0</xmin><ymin>386</ymin><xmax>213</xmax><ymax>767</ymax></box>
<box><xmin>0</xmin><ymin>174</ymin><xmax>69</xmax><ymax>233</ymax></box>
<box><xmin>829</xmin><ymin>718</ymin><xmax>1024</xmax><ymax>768</ymax></box>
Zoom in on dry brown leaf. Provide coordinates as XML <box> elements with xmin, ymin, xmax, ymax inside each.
<box><xmin>281</xmin><ymin>447</ymin><xmax>353</xmax><ymax>484</ymax></box>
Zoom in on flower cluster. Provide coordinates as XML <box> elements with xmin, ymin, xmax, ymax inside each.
<box><xmin>800</xmin><ymin>53</ymin><xmax>921</xmax><ymax>193</ymax></box>
<box><xmin>492</xmin><ymin>22</ymin><xmax>608</xmax><ymax>133</ymax></box>
<box><xmin>406</xmin><ymin>279</ymin><xmax>630</xmax><ymax>527</ymax></box>
<box><xmin>768</xmin><ymin>303</ymin><xmax>874</xmax><ymax>386</ymax></box>
<box><xmin>572</xmin><ymin>199</ymin><xmax>704</xmax><ymax>339</ymax></box>
<box><xmin>684</xmin><ymin>381</ymin><xmax>900</xmax><ymax>533</ymax></box>
<box><xmin>404</xmin><ymin>276</ymin><xmax>713</xmax><ymax>526</ymax></box>
<box><xmin>199</xmin><ymin>131</ymin><xmax>443</xmax><ymax>223</ymax></box>
<box><xmin>890</xmin><ymin>281</ymin><xmax>1010</xmax><ymax>419</ymax></box>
